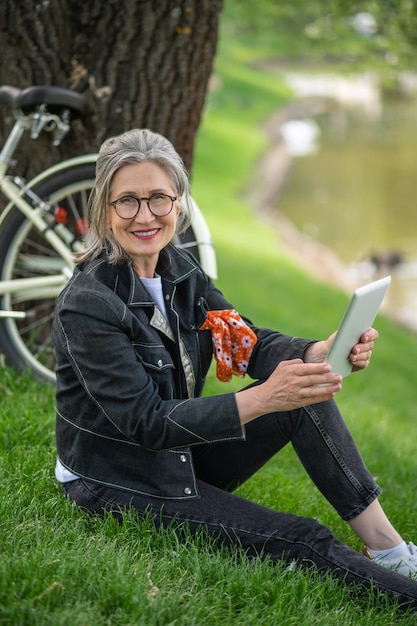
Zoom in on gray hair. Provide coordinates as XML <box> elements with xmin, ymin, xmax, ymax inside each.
<box><xmin>76</xmin><ymin>128</ymin><xmax>192</xmax><ymax>264</ymax></box>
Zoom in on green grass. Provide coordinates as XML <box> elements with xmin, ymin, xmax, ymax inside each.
<box><xmin>3</xmin><ymin>17</ymin><xmax>417</xmax><ymax>626</ymax></box>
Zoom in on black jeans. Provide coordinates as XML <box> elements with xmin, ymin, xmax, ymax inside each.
<box><xmin>61</xmin><ymin>399</ymin><xmax>417</xmax><ymax>611</ymax></box>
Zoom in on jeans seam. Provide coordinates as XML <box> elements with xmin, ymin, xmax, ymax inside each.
<box><xmin>303</xmin><ymin>404</ymin><xmax>373</xmax><ymax>500</ymax></box>
<box><xmin>76</xmin><ymin>478</ymin><xmax>115</xmax><ymax>507</ymax></box>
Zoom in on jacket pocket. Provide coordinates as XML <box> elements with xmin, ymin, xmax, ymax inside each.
<box><xmin>133</xmin><ymin>342</ymin><xmax>174</xmax><ymax>373</ymax></box>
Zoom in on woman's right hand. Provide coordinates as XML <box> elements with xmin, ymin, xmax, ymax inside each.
<box><xmin>235</xmin><ymin>359</ymin><xmax>342</xmax><ymax>425</ymax></box>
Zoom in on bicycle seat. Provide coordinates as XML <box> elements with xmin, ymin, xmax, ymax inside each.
<box><xmin>0</xmin><ymin>85</ymin><xmax>86</xmax><ymax>118</ymax></box>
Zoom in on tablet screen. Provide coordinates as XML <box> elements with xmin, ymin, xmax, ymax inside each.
<box><xmin>326</xmin><ymin>276</ymin><xmax>391</xmax><ymax>378</ymax></box>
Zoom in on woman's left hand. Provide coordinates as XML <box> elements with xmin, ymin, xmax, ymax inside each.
<box><xmin>348</xmin><ymin>328</ymin><xmax>379</xmax><ymax>372</ymax></box>
<box><xmin>304</xmin><ymin>328</ymin><xmax>379</xmax><ymax>373</ymax></box>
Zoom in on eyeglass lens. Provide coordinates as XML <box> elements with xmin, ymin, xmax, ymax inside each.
<box><xmin>114</xmin><ymin>195</ymin><xmax>174</xmax><ymax>218</ymax></box>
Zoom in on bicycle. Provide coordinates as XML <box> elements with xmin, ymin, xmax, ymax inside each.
<box><xmin>0</xmin><ymin>85</ymin><xmax>217</xmax><ymax>384</ymax></box>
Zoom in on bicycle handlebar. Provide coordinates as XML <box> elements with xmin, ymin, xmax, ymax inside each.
<box><xmin>0</xmin><ymin>85</ymin><xmax>86</xmax><ymax>118</ymax></box>
<box><xmin>0</xmin><ymin>85</ymin><xmax>87</xmax><ymax>150</ymax></box>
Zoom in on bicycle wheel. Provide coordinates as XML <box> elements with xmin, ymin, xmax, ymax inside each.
<box><xmin>0</xmin><ymin>163</ymin><xmax>95</xmax><ymax>383</ymax></box>
<box><xmin>0</xmin><ymin>163</ymin><xmax>216</xmax><ymax>384</ymax></box>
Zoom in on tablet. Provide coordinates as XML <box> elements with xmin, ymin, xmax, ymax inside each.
<box><xmin>326</xmin><ymin>275</ymin><xmax>391</xmax><ymax>378</ymax></box>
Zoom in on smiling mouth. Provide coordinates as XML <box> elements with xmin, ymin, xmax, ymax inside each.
<box><xmin>131</xmin><ymin>228</ymin><xmax>160</xmax><ymax>239</ymax></box>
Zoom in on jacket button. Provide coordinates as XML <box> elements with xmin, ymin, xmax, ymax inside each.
<box><xmin>179</xmin><ymin>454</ymin><xmax>187</xmax><ymax>463</ymax></box>
<box><xmin>184</xmin><ymin>487</ymin><xmax>192</xmax><ymax>495</ymax></box>
<box><xmin>157</xmin><ymin>359</ymin><xmax>163</xmax><ymax>368</ymax></box>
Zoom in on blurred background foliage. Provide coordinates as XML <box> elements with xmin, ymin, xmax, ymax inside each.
<box><xmin>221</xmin><ymin>0</ymin><xmax>417</xmax><ymax>79</ymax></box>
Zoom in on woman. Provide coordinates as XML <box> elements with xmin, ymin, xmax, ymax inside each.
<box><xmin>53</xmin><ymin>128</ymin><xmax>417</xmax><ymax>610</ymax></box>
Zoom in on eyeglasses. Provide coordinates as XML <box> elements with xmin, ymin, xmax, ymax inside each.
<box><xmin>108</xmin><ymin>194</ymin><xmax>177</xmax><ymax>219</ymax></box>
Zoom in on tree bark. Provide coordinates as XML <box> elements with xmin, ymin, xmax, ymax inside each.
<box><xmin>0</xmin><ymin>0</ymin><xmax>222</xmax><ymax>179</ymax></box>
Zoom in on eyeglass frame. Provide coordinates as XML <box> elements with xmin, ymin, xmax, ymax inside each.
<box><xmin>108</xmin><ymin>194</ymin><xmax>178</xmax><ymax>219</ymax></box>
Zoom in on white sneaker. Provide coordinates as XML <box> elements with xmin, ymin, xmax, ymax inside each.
<box><xmin>362</xmin><ymin>542</ymin><xmax>417</xmax><ymax>578</ymax></box>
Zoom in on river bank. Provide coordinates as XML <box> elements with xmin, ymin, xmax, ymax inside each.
<box><xmin>247</xmin><ymin>100</ymin><xmax>417</xmax><ymax>334</ymax></box>
<box><xmin>247</xmin><ymin>100</ymin><xmax>351</xmax><ymax>291</ymax></box>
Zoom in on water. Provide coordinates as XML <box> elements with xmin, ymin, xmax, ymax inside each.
<box><xmin>278</xmin><ymin>91</ymin><xmax>417</xmax><ymax>330</ymax></box>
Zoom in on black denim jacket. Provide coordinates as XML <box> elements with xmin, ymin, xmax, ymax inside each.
<box><xmin>53</xmin><ymin>244</ymin><xmax>312</xmax><ymax>499</ymax></box>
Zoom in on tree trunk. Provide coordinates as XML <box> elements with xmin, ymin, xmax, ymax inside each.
<box><xmin>0</xmin><ymin>0</ymin><xmax>222</xmax><ymax>179</ymax></box>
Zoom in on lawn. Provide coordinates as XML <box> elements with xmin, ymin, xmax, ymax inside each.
<box><xmin>2</xmin><ymin>10</ymin><xmax>417</xmax><ymax>626</ymax></box>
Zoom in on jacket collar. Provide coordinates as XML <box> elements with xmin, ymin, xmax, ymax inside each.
<box><xmin>156</xmin><ymin>243</ymin><xmax>200</xmax><ymax>285</ymax></box>
<box><xmin>80</xmin><ymin>243</ymin><xmax>199</xmax><ymax>307</ymax></box>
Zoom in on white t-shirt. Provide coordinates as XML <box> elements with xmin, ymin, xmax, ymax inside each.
<box><xmin>140</xmin><ymin>274</ymin><xmax>168</xmax><ymax>318</ymax></box>
<box><xmin>55</xmin><ymin>273</ymin><xmax>168</xmax><ymax>483</ymax></box>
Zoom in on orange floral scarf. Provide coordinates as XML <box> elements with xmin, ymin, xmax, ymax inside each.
<box><xmin>199</xmin><ymin>309</ymin><xmax>257</xmax><ymax>382</ymax></box>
